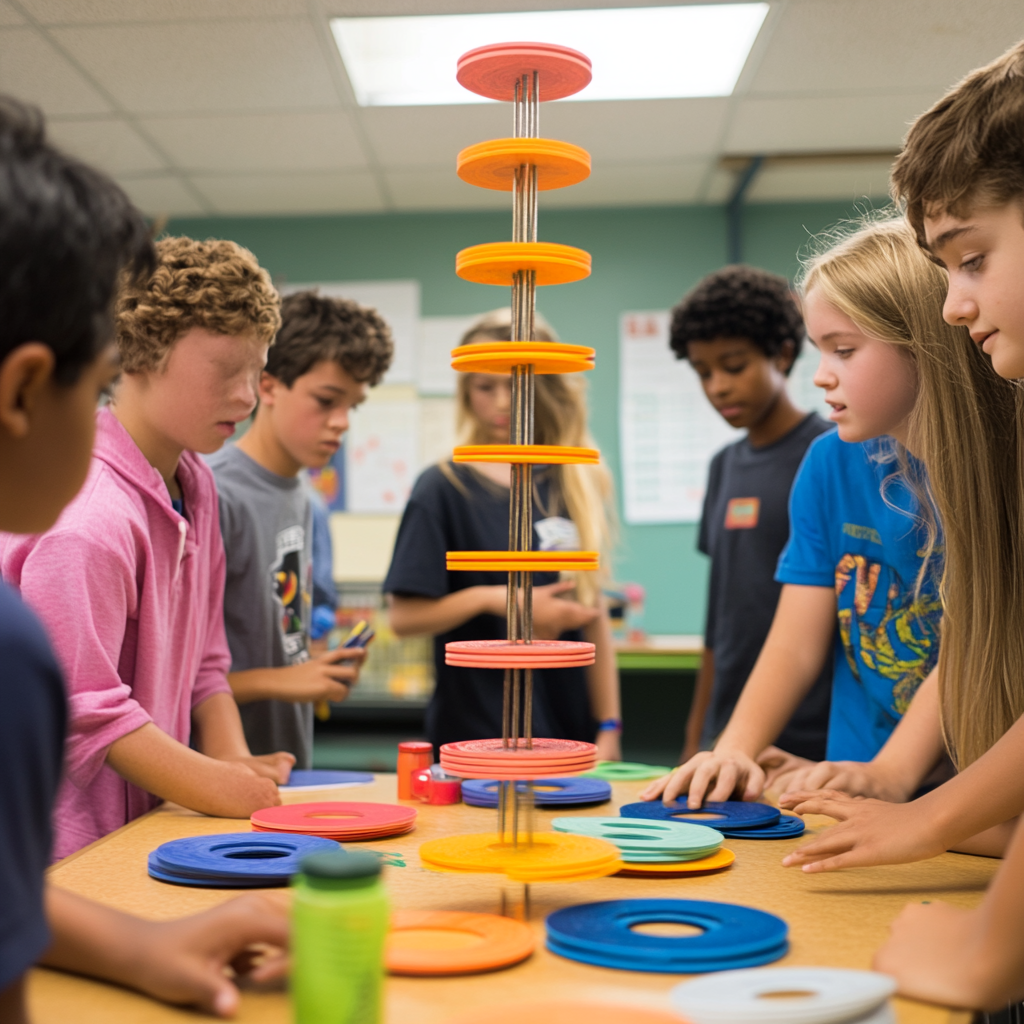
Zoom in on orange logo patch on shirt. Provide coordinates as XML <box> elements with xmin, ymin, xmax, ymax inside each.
<box><xmin>725</xmin><ymin>497</ymin><xmax>760</xmax><ymax>530</ymax></box>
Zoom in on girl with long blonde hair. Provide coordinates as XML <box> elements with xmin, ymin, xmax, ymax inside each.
<box><xmin>383</xmin><ymin>309</ymin><xmax>621</xmax><ymax>758</ymax></box>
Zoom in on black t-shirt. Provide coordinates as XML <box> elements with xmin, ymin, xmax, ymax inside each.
<box><xmin>698</xmin><ymin>413</ymin><xmax>834</xmax><ymax>760</ymax></box>
<box><xmin>0</xmin><ymin>581</ymin><xmax>66</xmax><ymax>991</ymax></box>
<box><xmin>383</xmin><ymin>463</ymin><xmax>595</xmax><ymax>751</ymax></box>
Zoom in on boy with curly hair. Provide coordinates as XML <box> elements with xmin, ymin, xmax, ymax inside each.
<box><xmin>0</xmin><ymin>235</ymin><xmax>295</xmax><ymax>860</ymax></box>
<box><xmin>208</xmin><ymin>291</ymin><xmax>393</xmax><ymax>765</ymax></box>
<box><xmin>667</xmin><ymin>265</ymin><xmax>833</xmax><ymax>764</ymax></box>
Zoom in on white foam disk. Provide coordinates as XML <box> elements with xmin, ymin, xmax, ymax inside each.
<box><xmin>670</xmin><ymin>967</ymin><xmax>897</xmax><ymax>1024</ymax></box>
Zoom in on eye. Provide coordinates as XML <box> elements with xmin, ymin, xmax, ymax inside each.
<box><xmin>960</xmin><ymin>254</ymin><xmax>983</xmax><ymax>272</ymax></box>
<box><xmin>723</xmin><ymin>362</ymin><xmax>748</xmax><ymax>375</ymax></box>
<box><xmin>835</xmin><ymin>348</ymin><xmax>855</xmax><ymax>359</ymax></box>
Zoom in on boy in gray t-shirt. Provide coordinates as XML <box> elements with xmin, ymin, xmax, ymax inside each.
<box><xmin>208</xmin><ymin>291</ymin><xmax>393</xmax><ymax>766</ymax></box>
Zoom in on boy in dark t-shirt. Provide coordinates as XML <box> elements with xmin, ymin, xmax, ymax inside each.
<box><xmin>670</xmin><ymin>265</ymin><xmax>833</xmax><ymax>762</ymax></box>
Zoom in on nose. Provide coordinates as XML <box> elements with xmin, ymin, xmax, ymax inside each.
<box><xmin>238</xmin><ymin>372</ymin><xmax>259</xmax><ymax>413</ymax></box>
<box><xmin>942</xmin><ymin>279</ymin><xmax>978</xmax><ymax>327</ymax></box>
<box><xmin>329</xmin><ymin>406</ymin><xmax>350</xmax><ymax>433</ymax></box>
<box><xmin>707</xmin><ymin>368</ymin><xmax>733</xmax><ymax>397</ymax></box>
<box><xmin>496</xmin><ymin>381</ymin><xmax>512</xmax><ymax>412</ymax></box>
<box><xmin>812</xmin><ymin>352</ymin><xmax>834</xmax><ymax>390</ymax></box>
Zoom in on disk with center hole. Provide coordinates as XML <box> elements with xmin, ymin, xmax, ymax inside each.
<box><xmin>552</xmin><ymin>817</ymin><xmax>723</xmax><ymax>860</ymax></box>
<box><xmin>451</xmin><ymin>341</ymin><xmax>594</xmax><ymax>375</ymax></box>
<box><xmin>615</xmin><ymin>848</ymin><xmax>735</xmax><ymax>877</ymax></box>
<box><xmin>461</xmin><ymin>777</ymin><xmax>611</xmax><ymax>808</ymax></box>
<box><xmin>453</xmin><ymin>444</ymin><xmax>599</xmax><ymax>465</ymax></box>
<box><xmin>250</xmin><ymin>801</ymin><xmax>416</xmax><ymax>840</ymax></box>
<box><xmin>581</xmin><ymin>762</ymin><xmax>671</xmax><ymax>781</ymax></box>
<box><xmin>456</xmin><ymin>242</ymin><xmax>591</xmax><ymax>287</ymax></box>
<box><xmin>620</xmin><ymin>800</ymin><xmax>781</xmax><ymax>830</ymax></box>
<box><xmin>457</xmin><ymin>138</ymin><xmax>590</xmax><ymax>191</ymax></box>
<box><xmin>456</xmin><ymin>42</ymin><xmax>592</xmax><ymax>102</ymax></box>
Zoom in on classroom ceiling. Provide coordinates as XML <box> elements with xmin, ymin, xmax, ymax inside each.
<box><xmin>2</xmin><ymin>0</ymin><xmax>1023</xmax><ymax>216</ymax></box>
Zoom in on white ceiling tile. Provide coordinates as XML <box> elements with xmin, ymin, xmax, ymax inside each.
<box><xmin>51</xmin><ymin>20</ymin><xmax>338</xmax><ymax>113</ymax></box>
<box><xmin>749</xmin><ymin>0</ymin><xmax>1024</xmax><ymax>94</ymax></box>
<box><xmin>0</xmin><ymin>28</ymin><xmax>111</xmax><ymax>115</ymax></box>
<box><xmin>21</xmin><ymin>0</ymin><xmax>306</xmax><ymax>22</ymax></box>
<box><xmin>725</xmin><ymin>93</ymin><xmax>939</xmax><ymax>153</ymax></box>
<box><xmin>139</xmin><ymin>111</ymin><xmax>368</xmax><ymax>172</ymax></box>
<box><xmin>745</xmin><ymin>159</ymin><xmax>895</xmax><ymax>202</ymax></box>
<box><xmin>117</xmin><ymin>174</ymin><xmax>206</xmax><ymax>215</ymax></box>
<box><xmin>47</xmin><ymin>117</ymin><xmax>165</xmax><ymax>174</ymax></box>
<box><xmin>543</xmin><ymin>160</ymin><xmax>710</xmax><ymax>207</ymax></box>
<box><xmin>385</xmin><ymin>167</ymin><xmax>510</xmax><ymax>211</ymax></box>
<box><xmin>0</xmin><ymin>2</ymin><xmax>25</xmax><ymax>25</ymax></box>
<box><xmin>190</xmin><ymin>170</ymin><xmax>384</xmax><ymax>214</ymax></box>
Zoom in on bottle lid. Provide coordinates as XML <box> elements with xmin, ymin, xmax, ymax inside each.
<box><xmin>300</xmin><ymin>850</ymin><xmax>381</xmax><ymax>880</ymax></box>
<box><xmin>398</xmin><ymin>741</ymin><xmax>433</xmax><ymax>753</ymax></box>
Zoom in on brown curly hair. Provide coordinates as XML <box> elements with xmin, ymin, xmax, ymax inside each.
<box><xmin>115</xmin><ymin>236</ymin><xmax>280</xmax><ymax>373</ymax></box>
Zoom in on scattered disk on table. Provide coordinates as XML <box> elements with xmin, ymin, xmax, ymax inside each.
<box><xmin>620</xmin><ymin>800</ymin><xmax>781</xmax><ymax>831</ymax></box>
<box><xmin>386</xmin><ymin>910</ymin><xmax>534</xmax><ymax>976</ymax></box>
<box><xmin>451</xmin><ymin>341</ymin><xmax>595</xmax><ymax>376</ymax></box>
<box><xmin>453</xmin><ymin>444</ymin><xmax>599</xmax><ymax>465</ymax></box>
<box><xmin>456</xmin><ymin>42</ymin><xmax>593</xmax><ymax>102</ymax></box>
<box><xmin>148</xmin><ymin>833</ymin><xmax>340</xmax><ymax>887</ymax></box>
<box><xmin>552</xmin><ymin>817</ymin><xmax>723</xmax><ymax>862</ymax></box>
<box><xmin>419</xmin><ymin>832</ymin><xmax>621</xmax><ymax>883</ymax></box>
<box><xmin>461</xmin><ymin>777</ymin><xmax>611</xmax><ymax>808</ymax></box>
<box><xmin>670</xmin><ymin>966</ymin><xmax>897</xmax><ymax>1024</ymax></box>
<box><xmin>616</xmin><ymin>848</ymin><xmax>735</xmax><ymax>878</ymax></box>
<box><xmin>250</xmin><ymin>802</ymin><xmax>416</xmax><ymax>841</ymax></box>
<box><xmin>440</xmin><ymin>737</ymin><xmax>598</xmax><ymax>780</ymax></box>
<box><xmin>546</xmin><ymin>899</ymin><xmax>788</xmax><ymax>973</ymax></box>
<box><xmin>447</xmin><ymin>1002</ymin><xmax>686</xmax><ymax>1024</ymax></box>
<box><xmin>445</xmin><ymin>639</ymin><xmax>595</xmax><ymax>669</ymax></box>
<box><xmin>717</xmin><ymin>815</ymin><xmax>805</xmax><ymax>840</ymax></box>
<box><xmin>457</xmin><ymin>138</ymin><xmax>591</xmax><ymax>192</ymax></box>
<box><xmin>447</xmin><ymin>550</ymin><xmax>599</xmax><ymax>573</ymax></box>
<box><xmin>581</xmin><ymin>761</ymin><xmax>671</xmax><ymax>782</ymax></box>
<box><xmin>456</xmin><ymin>242</ymin><xmax>592</xmax><ymax>287</ymax></box>
<box><xmin>281</xmin><ymin>769</ymin><xmax>374</xmax><ymax>790</ymax></box>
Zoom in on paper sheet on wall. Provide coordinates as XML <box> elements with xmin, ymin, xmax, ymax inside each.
<box><xmin>344</xmin><ymin>389</ymin><xmax>419</xmax><ymax>513</ymax></box>
<box><xmin>418</xmin><ymin>314</ymin><xmax>481</xmax><ymax>395</ymax></box>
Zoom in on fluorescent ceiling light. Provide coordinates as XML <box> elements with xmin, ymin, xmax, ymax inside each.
<box><xmin>331</xmin><ymin>5</ymin><xmax>768</xmax><ymax>107</ymax></box>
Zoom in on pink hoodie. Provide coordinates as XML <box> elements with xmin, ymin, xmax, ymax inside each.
<box><xmin>0</xmin><ymin>408</ymin><xmax>232</xmax><ymax>859</ymax></box>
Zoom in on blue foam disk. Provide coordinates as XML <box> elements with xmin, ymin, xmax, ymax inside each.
<box><xmin>545</xmin><ymin>899</ymin><xmax>788</xmax><ymax>972</ymax></box>
<box><xmin>282</xmin><ymin>769</ymin><xmax>374</xmax><ymax>787</ymax></box>
<box><xmin>460</xmin><ymin>777</ymin><xmax>612</xmax><ymax>808</ymax></box>
<box><xmin>147</xmin><ymin>853</ymin><xmax>278</xmax><ymax>888</ymax></box>
<box><xmin>152</xmin><ymin>833</ymin><xmax>340</xmax><ymax>883</ymax></box>
<box><xmin>620</xmin><ymin>800</ymin><xmax>780</xmax><ymax>831</ymax></box>
<box><xmin>718</xmin><ymin>815</ymin><xmax>805</xmax><ymax>840</ymax></box>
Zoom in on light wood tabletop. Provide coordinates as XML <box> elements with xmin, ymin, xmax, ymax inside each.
<box><xmin>31</xmin><ymin>774</ymin><xmax>993</xmax><ymax>1024</ymax></box>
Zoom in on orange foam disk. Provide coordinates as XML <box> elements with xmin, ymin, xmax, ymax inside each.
<box><xmin>615</xmin><ymin>847</ymin><xmax>736</xmax><ymax>878</ymax></box>
<box><xmin>453</xmin><ymin>444</ymin><xmax>599</xmax><ymax>465</ymax></box>
<box><xmin>456</xmin><ymin>242</ymin><xmax>591</xmax><ymax>287</ymax></box>
<box><xmin>446</xmin><ymin>550</ymin><xmax>599</xmax><ymax>572</ymax></box>
<box><xmin>457</xmin><ymin>138</ymin><xmax>590</xmax><ymax>191</ymax></box>
<box><xmin>386</xmin><ymin>910</ymin><xmax>534</xmax><ymax>976</ymax></box>
<box><xmin>451</xmin><ymin>341</ymin><xmax>594</xmax><ymax>375</ymax></box>
<box><xmin>456</xmin><ymin>42</ymin><xmax>592</xmax><ymax>102</ymax></box>
<box><xmin>448</xmin><ymin>1001</ymin><xmax>685</xmax><ymax>1024</ymax></box>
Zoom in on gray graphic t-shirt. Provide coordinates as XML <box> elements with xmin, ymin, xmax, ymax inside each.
<box><xmin>206</xmin><ymin>444</ymin><xmax>314</xmax><ymax>766</ymax></box>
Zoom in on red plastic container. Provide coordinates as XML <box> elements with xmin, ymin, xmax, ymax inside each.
<box><xmin>397</xmin><ymin>741</ymin><xmax>433</xmax><ymax>799</ymax></box>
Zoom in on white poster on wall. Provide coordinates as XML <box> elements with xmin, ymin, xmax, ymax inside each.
<box><xmin>344</xmin><ymin>389</ymin><xmax>419</xmax><ymax>513</ymax></box>
<box><xmin>417</xmin><ymin>314</ymin><xmax>481</xmax><ymax>395</ymax></box>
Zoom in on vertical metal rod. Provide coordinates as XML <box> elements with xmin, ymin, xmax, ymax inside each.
<box><xmin>524</xmin><ymin>884</ymin><xmax>531</xmax><ymax>921</ymax></box>
<box><xmin>498</xmin><ymin>778</ymin><xmax>507</xmax><ymax>841</ymax></box>
<box><xmin>511</xmin><ymin>779</ymin><xmax>520</xmax><ymax>849</ymax></box>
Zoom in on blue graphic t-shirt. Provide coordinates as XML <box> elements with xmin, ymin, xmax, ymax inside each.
<box><xmin>776</xmin><ymin>431</ymin><xmax>941</xmax><ymax>761</ymax></box>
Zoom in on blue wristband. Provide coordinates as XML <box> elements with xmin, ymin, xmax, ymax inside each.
<box><xmin>598</xmin><ymin>718</ymin><xmax>622</xmax><ymax>732</ymax></box>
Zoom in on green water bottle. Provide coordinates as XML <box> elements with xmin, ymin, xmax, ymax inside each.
<box><xmin>291</xmin><ymin>850</ymin><xmax>389</xmax><ymax>1024</ymax></box>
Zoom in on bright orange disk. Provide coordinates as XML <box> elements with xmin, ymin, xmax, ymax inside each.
<box><xmin>447</xmin><ymin>1001</ymin><xmax>686</xmax><ymax>1024</ymax></box>
<box><xmin>615</xmin><ymin>847</ymin><xmax>736</xmax><ymax>877</ymax></box>
<box><xmin>453</xmin><ymin>444</ymin><xmax>598</xmax><ymax>465</ymax></box>
<box><xmin>456</xmin><ymin>242</ymin><xmax>591</xmax><ymax>286</ymax></box>
<box><xmin>451</xmin><ymin>341</ymin><xmax>594</xmax><ymax>375</ymax></box>
<box><xmin>386</xmin><ymin>910</ymin><xmax>534</xmax><ymax>976</ymax></box>
<box><xmin>447</xmin><ymin>550</ymin><xmax>599</xmax><ymax>572</ymax></box>
<box><xmin>457</xmin><ymin>138</ymin><xmax>591</xmax><ymax>191</ymax></box>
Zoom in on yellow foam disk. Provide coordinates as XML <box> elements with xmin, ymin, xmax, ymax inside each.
<box><xmin>419</xmin><ymin>832</ymin><xmax>622</xmax><ymax>883</ymax></box>
<box><xmin>451</xmin><ymin>341</ymin><xmax>594</xmax><ymax>375</ymax></box>
<box><xmin>456</xmin><ymin>242</ymin><xmax>591</xmax><ymax>287</ymax></box>
<box><xmin>454</xmin><ymin>445</ymin><xmax>599</xmax><ymax>465</ymax></box>
<box><xmin>457</xmin><ymin>138</ymin><xmax>591</xmax><ymax>192</ymax></box>
<box><xmin>447</xmin><ymin>550</ymin><xmax>599</xmax><ymax>572</ymax></box>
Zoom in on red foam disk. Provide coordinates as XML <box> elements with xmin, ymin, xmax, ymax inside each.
<box><xmin>457</xmin><ymin>42</ymin><xmax>592</xmax><ymax>102</ymax></box>
<box><xmin>447</xmin><ymin>640</ymin><xmax>595</xmax><ymax>660</ymax></box>
<box><xmin>443</xmin><ymin>738</ymin><xmax>596</xmax><ymax>760</ymax></box>
<box><xmin>447</xmin><ymin>656</ymin><xmax>596</xmax><ymax>668</ymax></box>
<box><xmin>251</xmin><ymin>801</ymin><xmax>416</xmax><ymax>837</ymax></box>
<box><xmin>439</xmin><ymin>764</ymin><xmax>593</xmax><ymax>781</ymax></box>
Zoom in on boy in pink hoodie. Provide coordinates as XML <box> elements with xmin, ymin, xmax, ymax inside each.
<box><xmin>0</xmin><ymin>235</ymin><xmax>294</xmax><ymax>859</ymax></box>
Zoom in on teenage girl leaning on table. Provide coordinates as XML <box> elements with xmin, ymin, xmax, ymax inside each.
<box><xmin>383</xmin><ymin>309</ymin><xmax>621</xmax><ymax>759</ymax></box>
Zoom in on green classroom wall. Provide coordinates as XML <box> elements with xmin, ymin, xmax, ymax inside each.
<box><xmin>168</xmin><ymin>198</ymin><xmax>879</xmax><ymax>634</ymax></box>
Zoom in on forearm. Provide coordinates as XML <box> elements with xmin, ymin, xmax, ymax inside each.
<box><xmin>387</xmin><ymin>587</ymin><xmax>504</xmax><ymax>637</ymax></box>
<box><xmin>582</xmin><ymin>609</ymin><xmax>620</xmax><ymax>722</ymax></box>
<box><xmin>228</xmin><ymin>668</ymin><xmax>293</xmax><ymax>705</ymax></box>
<box><xmin>950</xmin><ymin>818</ymin><xmax>1018</xmax><ymax>858</ymax></box>
<box><xmin>684</xmin><ymin>649</ymin><xmax>715</xmax><ymax>753</ymax></box>
<box><xmin>191</xmin><ymin>691</ymin><xmax>251</xmax><ymax>759</ymax></box>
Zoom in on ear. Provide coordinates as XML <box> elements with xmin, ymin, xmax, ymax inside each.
<box><xmin>0</xmin><ymin>344</ymin><xmax>56</xmax><ymax>440</ymax></box>
<box><xmin>774</xmin><ymin>338</ymin><xmax>797</xmax><ymax>375</ymax></box>
<box><xmin>257</xmin><ymin>370</ymin><xmax>280</xmax><ymax>406</ymax></box>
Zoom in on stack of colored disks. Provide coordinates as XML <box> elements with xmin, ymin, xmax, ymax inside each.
<box><xmin>546</xmin><ymin>899</ymin><xmax>789</xmax><ymax>972</ymax></box>
<box><xmin>581</xmin><ymin>761</ymin><xmax>671</xmax><ymax>782</ymax></box>
<box><xmin>670</xmin><ymin>966</ymin><xmax>897</xmax><ymax>1023</ymax></box>
<box><xmin>446</xmin><ymin>550</ymin><xmax>599</xmax><ymax>573</ymax></box>
<box><xmin>552</xmin><ymin>817</ymin><xmax>723</xmax><ymax>862</ymax></box>
<box><xmin>445</xmin><ymin>639</ymin><xmax>595</xmax><ymax>669</ymax></box>
<box><xmin>386</xmin><ymin>910</ymin><xmax>534</xmax><ymax>976</ymax></box>
<box><xmin>440</xmin><ymin>738</ymin><xmax>598</xmax><ymax>780</ymax></box>
<box><xmin>419</xmin><ymin>831</ymin><xmax>621</xmax><ymax>882</ymax></box>
<box><xmin>620</xmin><ymin>800</ymin><xmax>805</xmax><ymax>839</ymax></box>
<box><xmin>450</xmin><ymin>341</ymin><xmax>595</xmax><ymax>376</ymax></box>
<box><xmin>461</xmin><ymin>777</ymin><xmax>611</xmax><ymax>808</ymax></box>
<box><xmin>615</xmin><ymin>848</ymin><xmax>735</xmax><ymax>878</ymax></box>
<box><xmin>147</xmin><ymin>833</ymin><xmax>339</xmax><ymax>888</ymax></box>
<box><xmin>281</xmin><ymin>769</ymin><xmax>374</xmax><ymax>790</ymax></box>
<box><xmin>447</xmin><ymin>1002</ymin><xmax>686</xmax><ymax>1024</ymax></box>
<box><xmin>453</xmin><ymin>444</ymin><xmax>599</xmax><ymax>465</ymax></box>
<box><xmin>251</xmin><ymin>801</ymin><xmax>416</xmax><ymax>841</ymax></box>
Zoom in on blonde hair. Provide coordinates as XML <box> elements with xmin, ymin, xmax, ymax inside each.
<box><xmin>800</xmin><ymin>215</ymin><xmax>1023</xmax><ymax>769</ymax></box>
<box><xmin>116</xmin><ymin>236</ymin><xmax>281</xmax><ymax>373</ymax></box>
<box><xmin>452</xmin><ymin>307</ymin><xmax>616</xmax><ymax>607</ymax></box>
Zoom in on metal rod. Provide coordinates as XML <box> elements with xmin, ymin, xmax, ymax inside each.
<box><xmin>511</xmin><ymin>777</ymin><xmax>520</xmax><ymax>848</ymax></box>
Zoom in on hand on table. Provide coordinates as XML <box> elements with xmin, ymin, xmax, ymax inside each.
<box><xmin>531</xmin><ymin>581</ymin><xmax>600</xmax><ymax>640</ymax></box>
<box><xmin>776</xmin><ymin>759</ymin><xmax>913</xmax><ymax>804</ymax></box>
<box><xmin>639</xmin><ymin>748</ymin><xmax>765</xmax><ymax>807</ymax></box>
<box><xmin>757</xmin><ymin>746</ymin><xmax>814</xmax><ymax>796</ymax></box>
<box><xmin>595</xmin><ymin>728</ymin><xmax>621</xmax><ymax>762</ymax></box>
<box><xmin>200</xmin><ymin>759</ymin><xmax>284</xmax><ymax>816</ymax></box>
<box><xmin>780</xmin><ymin>790</ymin><xmax>946</xmax><ymax>872</ymax></box>
<box><xmin>224</xmin><ymin>750</ymin><xmax>295</xmax><ymax>786</ymax></box>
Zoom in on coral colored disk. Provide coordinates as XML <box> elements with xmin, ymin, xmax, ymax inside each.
<box><xmin>441</xmin><ymin>737</ymin><xmax>597</xmax><ymax>780</ymax></box>
<box><xmin>386</xmin><ymin>910</ymin><xmax>535</xmax><ymax>976</ymax></box>
<box><xmin>457</xmin><ymin>138</ymin><xmax>591</xmax><ymax>191</ymax></box>
<box><xmin>456</xmin><ymin>42</ymin><xmax>592</xmax><ymax>102</ymax></box>
<box><xmin>446</xmin><ymin>550</ymin><xmax>599</xmax><ymax>572</ymax></box>
<box><xmin>615</xmin><ymin>848</ymin><xmax>736</xmax><ymax>877</ymax></box>
<box><xmin>446</xmin><ymin>655</ymin><xmax>595</xmax><ymax>668</ymax></box>
<box><xmin>451</xmin><ymin>341</ymin><xmax>594</xmax><ymax>375</ymax></box>
<box><xmin>250</xmin><ymin>802</ymin><xmax>416</xmax><ymax>840</ymax></box>
<box><xmin>444</xmin><ymin>738</ymin><xmax>595</xmax><ymax>759</ymax></box>
<box><xmin>445</xmin><ymin>639</ymin><xmax>596</xmax><ymax>668</ymax></box>
<box><xmin>456</xmin><ymin>242</ymin><xmax>591</xmax><ymax>286</ymax></box>
<box><xmin>453</xmin><ymin>444</ymin><xmax>599</xmax><ymax>465</ymax></box>
<box><xmin>447</xmin><ymin>1002</ymin><xmax>687</xmax><ymax>1024</ymax></box>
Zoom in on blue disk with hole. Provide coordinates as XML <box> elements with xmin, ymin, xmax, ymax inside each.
<box><xmin>461</xmin><ymin>777</ymin><xmax>611</xmax><ymax>808</ymax></box>
<box><xmin>717</xmin><ymin>815</ymin><xmax>806</xmax><ymax>840</ymax></box>
<box><xmin>150</xmin><ymin>833</ymin><xmax>340</xmax><ymax>884</ymax></box>
<box><xmin>147</xmin><ymin>852</ymin><xmax>280</xmax><ymax>888</ymax></box>
<box><xmin>282</xmin><ymin>769</ymin><xmax>374</xmax><ymax>787</ymax></box>
<box><xmin>545</xmin><ymin>899</ymin><xmax>788</xmax><ymax>973</ymax></box>
<box><xmin>620</xmin><ymin>800</ymin><xmax>780</xmax><ymax>830</ymax></box>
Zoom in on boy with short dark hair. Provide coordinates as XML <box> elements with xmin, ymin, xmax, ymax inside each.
<box><xmin>669</xmin><ymin>265</ymin><xmax>833</xmax><ymax>763</ymax></box>
<box><xmin>208</xmin><ymin>290</ymin><xmax>393</xmax><ymax>765</ymax></box>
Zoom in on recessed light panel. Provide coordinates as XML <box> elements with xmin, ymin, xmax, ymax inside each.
<box><xmin>331</xmin><ymin>5</ymin><xmax>769</xmax><ymax>107</ymax></box>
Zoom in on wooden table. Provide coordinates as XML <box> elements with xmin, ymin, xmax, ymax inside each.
<box><xmin>32</xmin><ymin>775</ymin><xmax>993</xmax><ymax>1023</ymax></box>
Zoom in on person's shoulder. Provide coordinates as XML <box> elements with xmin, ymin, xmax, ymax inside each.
<box><xmin>803</xmin><ymin>413</ymin><xmax>834</xmax><ymax>440</ymax></box>
<box><xmin>409</xmin><ymin>462</ymin><xmax>466</xmax><ymax>503</ymax></box>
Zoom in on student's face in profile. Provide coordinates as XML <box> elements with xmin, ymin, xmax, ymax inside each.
<box><xmin>260</xmin><ymin>360</ymin><xmax>367</xmax><ymax>470</ymax></box>
<box><xmin>467</xmin><ymin>373</ymin><xmax>512</xmax><ymax>444</ymax></box>
<box><xmin>686</xmin><ymin>336</ymin><xmax>793</xmax><ymax>431</ymax></box>
<box><xmin>0</xmin><ymin>341</ymin><xmax>120</xmax><ymax>533</ymax></box>
<box><xmin>804</xmin><ymin>288</ymin><xmax>918</xmax><ymax>446</ymax></box>
<box><xmin>925</xmin><ymin>201</ymin><xmax>1024</xmax><ymax>380</ymax></box>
